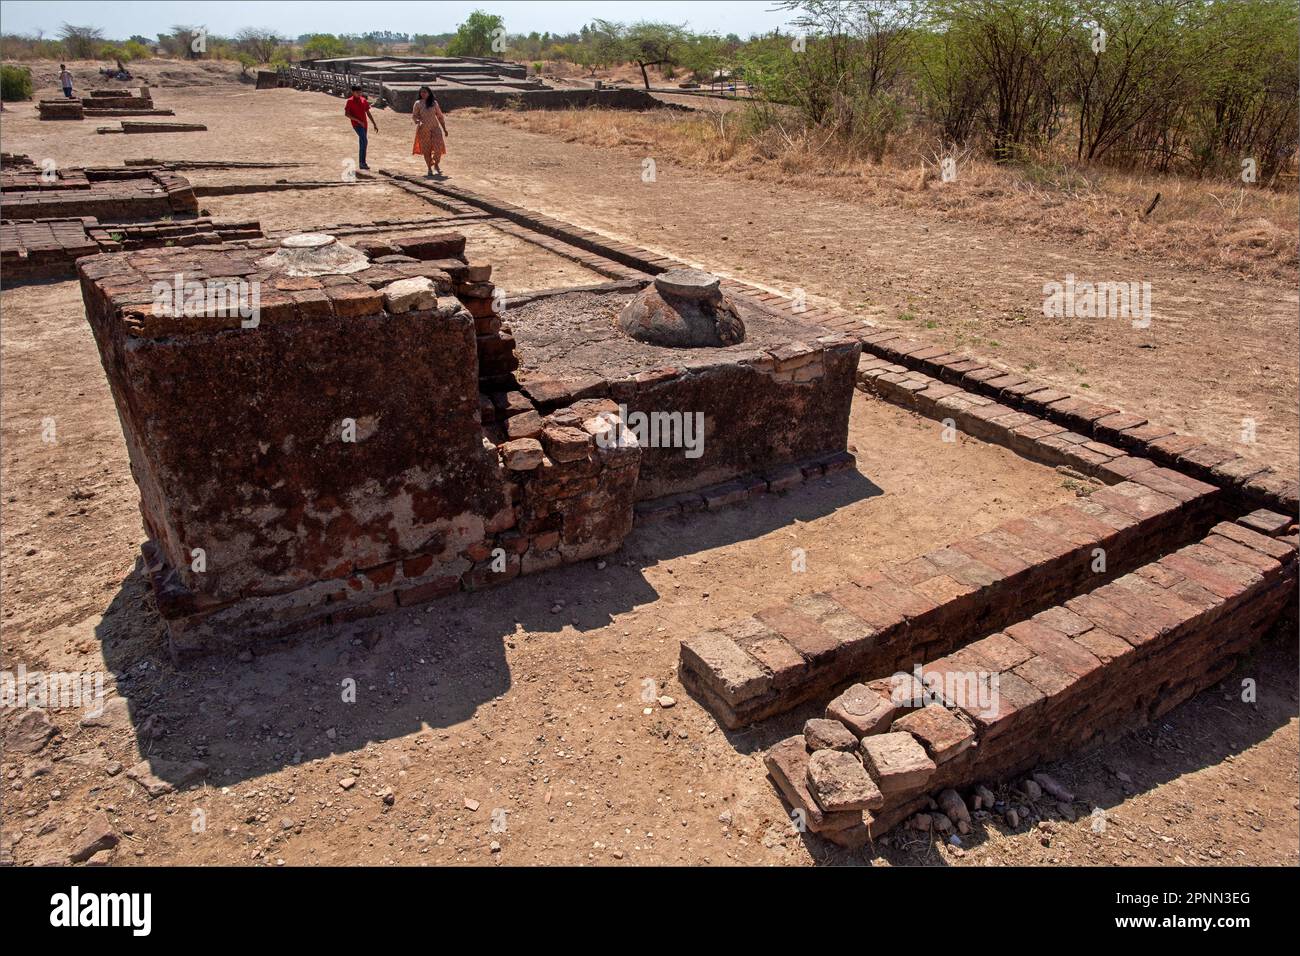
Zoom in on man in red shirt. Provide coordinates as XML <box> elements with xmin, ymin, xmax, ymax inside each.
<box><xmin>344</xmin><ymin>86</ymin><xmax>379</xmax><ymax>171</ymax></box>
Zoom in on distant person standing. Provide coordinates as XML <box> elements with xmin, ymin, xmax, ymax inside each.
<box><xmin>343</xmin><ymin>85</ymin><xmax>378</xmax><ymax>171</ymax></box>
<box><xmin>59</xmin><ymin>64</ymin><xmax>73</xmax><ymax>99</ymax></box>
<box><xmin>411</xmin><ymin>86</ymin><xmax>448</xmax><ymax>178</ymax></box>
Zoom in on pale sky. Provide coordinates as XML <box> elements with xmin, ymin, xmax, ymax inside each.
<box><xmin>0</xmin><ymin>0</ymin><xmax>798</xmax><ymax>39</ymax></box>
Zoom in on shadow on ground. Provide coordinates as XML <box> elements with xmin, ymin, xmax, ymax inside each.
<box><xmin>94</xmin><ymin>467</ymin><xmax>882</xmax><ymax>790</ymax></box>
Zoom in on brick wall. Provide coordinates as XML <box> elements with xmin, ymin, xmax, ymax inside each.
<box><xmin>769</xmin><ymin>519</ymin><xmax>1297</xmax><ymax>844</ymax></box>
<box><xmin>681</xmin><ymin>467</ymin><xmax>1222</xmax><ymax>728</ymax></box>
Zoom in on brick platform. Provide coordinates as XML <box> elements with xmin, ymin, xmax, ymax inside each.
<box><xmin>2</xmin><ymin>216</ymin><xmax>262</xmax><ymax>284</ymax></box>
<box><xmin>37</xmin><ymin>99</ymin><xmax>84</xmax><ymax>120</ymax></box>
<box><xmin>1</xmin><ymin>169</ymin><xmax>197</xmax><ymax>221</ymax></box>
<box><xmin>79</xmin><ymin>229</ymin><xmax>862</xmax><ymax>659</ymax></box>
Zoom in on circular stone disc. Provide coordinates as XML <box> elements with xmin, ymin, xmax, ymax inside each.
<box><xmin>280</xmin><ymin>233</ymin><xmax>337</xmax><ymax>250</ymax></box>
<box><xmin>654</xmin><ymin>268</ymin><xmax>721</xmax><ymax>300</ymax></box>
<box><xmin>255</xmin><ymin>233</ymin><xmax>371</xmax><ymax>277</ymax></box>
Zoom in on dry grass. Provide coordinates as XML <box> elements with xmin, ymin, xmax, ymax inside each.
<box><xmin>481</xmin><ymin>105</ymin><xmax>1298</xmax><ymax>283</ymax></box>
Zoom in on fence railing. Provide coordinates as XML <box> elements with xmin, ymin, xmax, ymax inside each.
<box><xmin>278</xmin><ymin>66</ymin><xmax>385</xmax><ymax>101</ymax></box>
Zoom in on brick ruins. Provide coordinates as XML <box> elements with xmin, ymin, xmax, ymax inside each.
<box><xmin>38</xmin><ymin>87</ymin><xmax>174</xmax><ymax>120</ymax></box>
<box><xmin>7</xmin><ymin>142</ymin><xmax>1290</xmax><ymax>844</ymax></box>
<box><xmin>272</xmin><ymin>55</ymin><xmax>667</xmax><ymax>112</ymax></box>
<box><xmin>78</xmin><ymin>238</ymin><xmax>859</xmax><ymax>660</ymax></box>
<box><xmin>1</xmin><ymin>158</ymin><xmax>261</xmax><ymax>282</ymax></box>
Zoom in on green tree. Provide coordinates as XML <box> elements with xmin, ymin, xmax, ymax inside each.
<box><xmin>445</xmin><ymin>10</ymin><xmax>505</xmax><ymax>57</ymax></box>
<box><xmin>622</xmin><ymin>21</ymin><xmax>690</xmax><ymax>89</ymax></box>
<box><xmin>236</xmin><ymin>28</ymin><xmax>283</xmax><ymax>64</ymax></box>
<box><xmin>301</xmin><ymin>34</ymin><xmax>349</xmax><ymax>61</ymax></box>
<box><xmin>58</xmin><ymin>23</ymin><xmax>103</xmax><ymax>58</ymax></box>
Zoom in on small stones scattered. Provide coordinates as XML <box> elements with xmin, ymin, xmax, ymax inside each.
<box><xmin>658</xmin><ymin>695</ymin><xmax>676</xmax><ymax>708</ymax></box>
<box><xmin>9</xmin><ymin>708</ymin><xmax>57</xmax><ymax>754</ymax></box>
<box><xmin>464</xmin><ymin>798</ymin><xmax>480</xmax><ymax>812</ymax></box>
<box><xmin>69</xmin><ymin>814</ymin><xmax>119</xmax><ymax>863</ymax></box>
<box><xmin>338</xmin><ymin>776</ymin><xmax>357</xmax><ymax>790</ymax></box>
<box><xmin>125</xmin><ymin>758</ymin><xmax>207</xmax><ymax>798</ymax></box>
<box><xmin>1032</xmin><ymin>771</ymin><xmax>1075</xmax><ymax>802</ymax></box>
<box><xmin>1020</xmin><ymin>779</ymin><xmax>1043</xmax><ymax>800</ymax></box>
<box><xmin>937</xmin><ymin>789</ymin><xmax>971</xmax><ymax>826</ymax></box>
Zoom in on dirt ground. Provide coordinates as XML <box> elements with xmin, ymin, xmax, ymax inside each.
<box><xmin>1</xmin><ymin>80</ymin><xmax>1296</xmax><ymax>868</ymax></box>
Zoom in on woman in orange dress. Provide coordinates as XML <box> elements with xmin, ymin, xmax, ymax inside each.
<box><xmin>412</xmin><ymin>86</ymin><xmax>448</xmax><ymax>178</ymax></box>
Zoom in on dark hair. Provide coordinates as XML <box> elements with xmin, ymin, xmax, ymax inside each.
<box><xmin>350</xmin><ymin>84</ymin><xmax>361</xmax><ymax>92</ymax></box>
<box><xmin>418</xmin><ymin>86</ymin><xmax>435</xmax><ymax>107</ymax></box>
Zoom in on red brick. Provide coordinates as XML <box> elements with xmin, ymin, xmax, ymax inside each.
<box><xmin>1201</xmin><ymin>534</ymin><xmax>1281</xmax><ymax>574</ymax></box>
<box><xmin>1159</xmin><ymin>548</ymin><xmax>1256</xmax><ymax>600</ymax></box>
<box><xmin>401</xmin><ymin>553</ymin><xmax>434</xmax><ymax>578</ymax></box>
<box><xmin>396</xmin><ymin>575</ymin><xmax>460</xmax><ymax>606</ymax></box>
<box><xmin>1065</xmin><ymin>592</ymin><xmax>1160</xmax><ymax>647</ymax></box>
<box><xmin>1004</xmin><ymin>620</ymin><xmax>1102</xmax><ymax>679</ymax></box>
<box><xmin>882</xmin><ymin>556</ymin><xmax>943</xmax><ymax>587</ymax></box>
<box><xmin>910</xmin><ymin>572</ymin><xmax>978</xmax><ymax>608</ymax></box>
<box><xmin>1216</xmin><ymin>521</ymin><xmax>1296</xmax><ymax>560</ymax></box>
<box><xmin>851</xmin><ymin>571</ymin><xmax>937</xmax><ymax>618</ymax></box>
<box><xmin>1129</xmin><ymin>466</ymin><xmax>1215</xmax><ymax>504</ymax></box>
<box><xmin>1013</xmin><ymin>655</ymin><xmax>1077</xmax><ymax>698</ymax></box>
<box><xmin>1236</xmin><ymin>510</ymin><xmax>1292</xmax><ymax>537</ymax></box>
<box><xmin>964</xmin><ymin>632</ymin><xmax>1033</xmax><ymax>671</ymax></box>
<box><xmin>1092</xmin><ymin>579</ymin><xmax>1190</xmax><ymax>639</ymax></box>
<box><xmin>959</xmin><ymin>669</ymin><xmax>1043</xmax><ymax>736</ymax></box>
<box><xmin>745</xmin><ymin>636</ymin><xmax>806</xmax><ymax>690</ymax></box>
<box><xmin>755</xmin><ymin>604</ymin><xmax>843</xmax><ymax>662</ymax></box>
<box><xmin>1072</xmin><ymin>627</ymin><xmax>1133</xmax><ymax>663</ymax></box>
<box><xmin>1089</xmin><ymin>483</ymin><xmax>1178</xmax><ymax>521</ymax></box>
<box><xmin>827</xmin><ymin>583</ymin><xmax>907</xmax><ymax>634</ymax></box>
<box><xmin>1031</xmin><ymin>605</ymin><xmax>1093</xmax><ymax>636</ymax></box>
<box><xmin>952</xmin><ymin>536</ymin><xmax>1031</xmax><ymax>576</ymax></box>
<box><xmin>924</xmin><ymin>546</ymin><xmax>1004</xmax><ymax>588</ymax></box>
<box><xmin>1177</xmin><ymin>443</ymin><xmax>1237</xmax><ymax>472</ymax></box>
<box><xmin>1146</xmin><ymin>433</ymin><xmax>1204</xmax><ymax>460</ymax></box>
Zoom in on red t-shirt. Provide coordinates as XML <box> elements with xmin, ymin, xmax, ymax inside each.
<box><xmin>344</xmin><ymin>94</ymin><xmax>370</xmax><ymax>130</ymax></box>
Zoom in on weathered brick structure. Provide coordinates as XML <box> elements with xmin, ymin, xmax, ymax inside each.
<box><xmin>1</xmin><ymin>168</ymin><xmax>197</xmax><ymax>221</ymax></box>
<box><xmin>766</xmin><ymin>518</ymin><xmax>1296</xmax><ymax>846</ymax></box>
<box><xmin>36</xmin><ymin>98</ymin><xmax>84</xmax><ymax>120</ymax></box>
<box><xmin>2</xmin><ymin>216</ymin><xmax>262</xmax><ymax>283</ymax></box>
<box><xmin>79</xmin><ymin>233</ymin><xmax>860</xmax><ymax>659</ymax></box>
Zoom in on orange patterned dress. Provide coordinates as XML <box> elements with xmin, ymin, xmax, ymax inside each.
<box><xmin>412</xmin><ymin>99</ymin><xmax>447</xmax><ymax>164</ymax></box>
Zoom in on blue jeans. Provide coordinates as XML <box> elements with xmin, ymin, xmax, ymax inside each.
<box><xmin>353</xmin><ymin>125</ymin><xmax>368</xmax><ymax>168</ymax></box>
<box><xmin>63</xmin><ymin>86</ymin><xmax>73</xmax><ymax>99</ymax></box>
